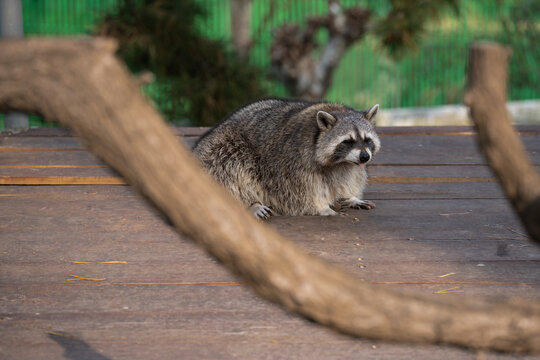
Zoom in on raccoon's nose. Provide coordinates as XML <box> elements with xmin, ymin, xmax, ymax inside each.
<box><xmin>359</xmin><ymin>152</ymin><xmax>370</xmax><ymax>163</ymax></box>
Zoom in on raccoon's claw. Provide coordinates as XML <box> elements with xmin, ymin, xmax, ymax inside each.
<box><xmin>342</xmin><ymin>198</ymin><xmax>376</xmax><ymax>210</ymax></box>
<box><xmin>357</xmin><ymin>200</ymin><xmax>376</xmax><ymax>210</ymax></box>
<box><xmin>251</xmin><ymin>204</ymin><xmax>274</xmax><ymax>220</ymax></box>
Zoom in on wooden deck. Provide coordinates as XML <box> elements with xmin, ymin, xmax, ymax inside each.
<box><xmin>1</xmin><ymin>126</ymin><xmax>540</xmax><ymax>359</ymax></box>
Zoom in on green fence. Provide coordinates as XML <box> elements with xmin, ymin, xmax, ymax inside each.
<box><xmin>3</xmin><ymin>0</ymin><xmax>539</xmax><ymax>126</ymax></box>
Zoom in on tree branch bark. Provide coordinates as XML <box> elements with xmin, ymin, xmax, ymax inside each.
<box><xmin>1</xmin><ymin>38</ymin><xmax>539</xmax><ymax>353</ymax></box>
<box><xmin>464</xmin><ymin>42</ymin><xmax>540</xmax><ymax>243</ymax></box>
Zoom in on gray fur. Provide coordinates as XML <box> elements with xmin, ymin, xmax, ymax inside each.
<box><xmin>193</xmin><ymin>98</ymin><xmax>381</xmax><ymax>218</ymax></box>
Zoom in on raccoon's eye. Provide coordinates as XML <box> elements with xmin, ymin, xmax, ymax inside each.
<box><xmin>364</xmin><ymin>137</ymin><xmax>372</xmax><ymax>144</ymax></box>
<box><xmin>342</xmin><ymin>138</ymin><xmax>355</xmax><ymax>145</ymax></box>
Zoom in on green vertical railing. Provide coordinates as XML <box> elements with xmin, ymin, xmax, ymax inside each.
<box><xmin>202</xmin><ymin>0</ymin><xmax>534</xmax><ymax>109</ymax></box>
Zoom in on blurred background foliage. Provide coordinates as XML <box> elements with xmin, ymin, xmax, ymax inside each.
<box><xmin>499</xmin><ymin>0</ymin><xmax>540</xmax><ymax>101</ymax></box>
<box><xmin>4</xmin><ymin>0</ymin><xmax>540</xmax><ymax>127</ymax></box>
<box><xmin>96</xmin><ymin>0</ymin><xmax>267</xmax><ymax>126</ymax></box>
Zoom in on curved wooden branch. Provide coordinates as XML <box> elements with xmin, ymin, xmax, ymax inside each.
<box><xmin>1</xmin><ymin>38</ymin><xmax>539</xmax><ymax>353</ymax></box>
<box><xmin>464</xmin><ymin>42</ymin><xmax>540</xmax><ymax>243</ymax></box>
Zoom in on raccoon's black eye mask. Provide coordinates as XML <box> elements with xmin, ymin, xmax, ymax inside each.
<box><xmin>335</xmin><ymin>141</ymin><xmax>355</xmax><ymax>159</ymax></box>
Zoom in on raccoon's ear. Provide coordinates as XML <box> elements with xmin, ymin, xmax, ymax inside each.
<box><xmin>365</xmin><ymin>104</ymin><xmax>379</xmax><ymax>124</ymax></box>
<box><xmin>316</xmin><ymin>111</ymin><xmax>338</xmax><ymax>130</ymax></box>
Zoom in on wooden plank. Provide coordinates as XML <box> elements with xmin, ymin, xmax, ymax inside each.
<box><xmin>4</xmin><ymin>125</ymin><xmax>540</xmax><ymax>137</ymax></box>
<box><xmin>1</xmin><ymin>283</ymin><xmax>539</xmax><ymax>351</ymax></box>
<box><xmin>270</xmin><ymin>200</ymin><xmax>528</xmax><ymax>241</ymax></box>
<box><xmin>0</xmin><ymin>176</ymin><xmax>127</xmax><ymax>185</ymax></box>
<box><xmin>0</xmin><ymin>166</ymin><xmax>117</xmax><ymax>180</ymax></box>
<box><xmin>0</xmin><ymin>163</ymin><xmax>510</xmax><ymax>185</ymax></box>
<box><xmin>367</xmin><ymin>182</ymin><xmax>507</xmax><ymax>200</ymax></box>
<box><xmin>0</xmin><ymin>150</ymin><xmax>106</xmax><ymax>166</ymax></box>
<box><xmin>0</xmin><ymin>182</ymin><xmax>494</xmax><ymax>199</ymax></box>
<box><xmin>377</xmin><ymin>125</ymin><xmax>540</xmax><ymax>136</ymax></box>
<box><xmin>1</xmin><ymin>164</ymin><xmax>506</xmax><ymax>184</ymax></box>
<box><xmin>6</xmin><ymin>298</ymin><xmax>540</xmax><ymax>360</ymax></box>
<box><xmin>1</xmin><ymin>284</ymin><xmax>538</xmax><ymax>323</ymax></box>
<box><xmin>1</xmin><ymin>281</ymin><xmax>538</xmax><ymax>360</ymax></box>
<box><xmin>0</xmin><ymin>163</ymin><xmax>512</xmax><ymax>187</ymax></box>
<box><xmin>184</xmin><ymin>124</ymin><xmax>540</xmax><ymax>137</ymax></box>
<box><xmin>374</xmin><ymin>135</ymin><xmax>540</xmax><ymax>165</ymax></box>
<box><xmin>0</xmin><ymin>175</ymin><xmax>497</xmax><ymax>185</ymax></box>
<box><xmin>2</xmin><ymin>136</ymin><xmax>539</xmax><ymax>166</ymax></box>
<box><xmin>0</xmin><ymin>181</ymin><xmax>510</xmax><ymax>200</ymax></box>
<box><xmin>371</xmin><ymin>176</ymin><xmax>496</xmax><ymax>183</ymax></box>
<box><xmin>2</xmin><ymin>229</ymin><xmax>536</xmax><ymax>270</ymax></box>
<box><xmin>1</xmin><ymin>185</ymin><xmax>537</xmax><ymax>284</ymax></box>
<box><xmin>4</xmin><ymin>131</ymin><xmax>540</xmax><ymax>154</ymax></box>
<box><xmin>3</xmin><ymin>334</ymin><xmax>539</xmax><ymax>360</ymax></box>
<box><xmin>0</xmin><ymin>185</ymin><xmax>528</xmax><ymax>241</ymax></box>
<box><xmin>0</xmin><ymin>194</ymin><xmax>528</xmax><ymax>241</ymax></box>
<box><xmin>368</xmin><ymin>164</ymin><xmax>497</xmax><ymax>177</ymax></box>
<box><xmin>5</xmin><ymin>279</ymin><xmax>540</xmax><ymax>308</ymax></box>
<box><xmin>1</xmin><ymin>259</ymin><xmax>539</xmax><ymax>286</ymax></box>
<box><xmin>0</xmin><ymin>341</ymin><xmax>489</xmax><ymax>360</ymax></box>
<box><xmin>0</xmin><ymin>205</ymin><xmax>534</xmax><ymax>256</ymax></box>
<box><xmin>1</xmin><ymin>127</ymin><xmax>73</xmax><ymax>137</ymax></box>
<box><xmin>4</xmin><ymin>132</ymin><xmax>540</xmax><ymax>153</ymax></box>
<box><xmin>0</xmin><ymin>166</ymin><xmax>503</xmax><ymax>185</ymax></box>
<box><xmin>0</xmin><ymin>164</ymin><xmax>499</xmax><ymax>179</ymax></box>
<box><xmin>1</xmin><ymin>199</ymin><xmax>536</xmax><ymax>284</ymax></box>
<box><xmin>0</xmin><ymin>185</ymin><xmax>136</xmax><ymax>199</ymax></box>
<box><xmin>0</xmin><ymin>135</ymin><xmax>190</xmax><ymax>149</ymax></box>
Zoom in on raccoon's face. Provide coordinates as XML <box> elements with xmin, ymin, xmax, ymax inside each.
<box><xmin>314</xmin><ymin>104</ymin><xmax>381</xmax><ymax>167</ymax></box>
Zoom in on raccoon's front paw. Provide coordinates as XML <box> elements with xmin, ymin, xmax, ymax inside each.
<box><xmin>250</xmin><ymin>203</ymin><xmax>274</xmax><ymax>220</ymax></box>
<box><xmin>342</xmin><ymin>198</ymin><xmax>376</xmax><ymax>210</ymax></box>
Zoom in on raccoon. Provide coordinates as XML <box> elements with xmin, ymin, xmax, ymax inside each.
<box><xmin>193</xmin><ymin>98</ymin><xmax>381</xmax><ymax>219</ymax></box>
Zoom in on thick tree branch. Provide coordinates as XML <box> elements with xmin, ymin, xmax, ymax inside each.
<box><xmin>1</xmin><ymin>38</ymin><xmax>539</xmax><ymax>353</ymax></box>
<box><xmin>464</xmin><ymin>42</ymin><xmax>540</xmax><ymax>243</ymax></box>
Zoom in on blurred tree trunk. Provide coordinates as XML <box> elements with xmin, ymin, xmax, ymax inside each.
<box><xmin>270</xmin><ymin>0</ymin><xmax>370</xmax><ymax>100</ymax></box>
<box><xmin>0</xmin><ymin>0</ymin><xmax>28</xmax><ymax>132</ymax></box>
<box><xmin>464</xmin><ymin>42</ymin><xmax>540</xmax><ymax>243</ymax></box>
<box><xmin>230</xmin><ymin>0</ymin><xmax>252</xmax><ymax>58</ymax></box>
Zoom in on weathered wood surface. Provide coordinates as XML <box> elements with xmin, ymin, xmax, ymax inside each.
<box><xmin>1</xmin><ymin>126</ymin><xmax>540</xmax><ymax>359</ymax></box>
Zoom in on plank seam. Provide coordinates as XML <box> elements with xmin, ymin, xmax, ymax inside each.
<box><xmin>0</xmin><ymin>176</ymin><xmax>497</xmax><ymax>185</ymax></box>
